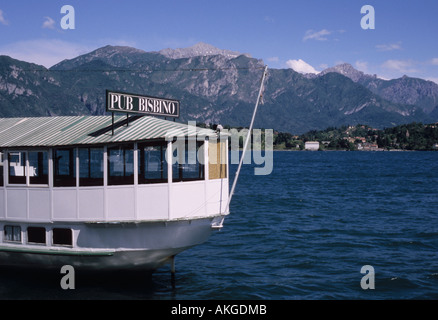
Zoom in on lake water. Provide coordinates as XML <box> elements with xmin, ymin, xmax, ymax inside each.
<box><xmin>1</xmin><ymin>151</ymin><xmax>438</xmax><ymax>300</ymax></box>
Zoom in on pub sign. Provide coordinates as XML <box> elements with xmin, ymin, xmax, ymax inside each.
<box><xmin>106</xmin><ymin>90</ymin><xmax>180</xmax><ymax>118</ymax></box>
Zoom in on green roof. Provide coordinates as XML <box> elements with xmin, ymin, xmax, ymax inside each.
<box><xmin>0</xmin><ymin>115</ymin><xmax>219</xmax><ymax>148</ymax></box>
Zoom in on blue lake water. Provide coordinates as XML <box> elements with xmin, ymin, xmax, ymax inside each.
<box><xmin>1</xmin><ymin>151</ymin><xmax>438</xmax><ymax>300</ymax></box>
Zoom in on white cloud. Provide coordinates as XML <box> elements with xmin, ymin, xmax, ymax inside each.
<box><xmin>0</xmin><ymin>38</ymin><xmax>139</xmax><ymax>68</ymax></box>
<box><xmin>286</xmin><ymin>59</ymin><xmax>319</xmax><ymax>74</ymax></box>
<box><xmin>427</xmin><ymin>77</ymin><xmax>438</xmax><ymax>85</ymax></box>
<box><xmin>355</xmin><ymin>60</ymin><xmax>369</xmax><ymax>73</ymax></box>
<box><xmin>0</xmin><ymin>39</ymin><xmax>94</xmax><ymax>68</ymax></box>
<box><xmin>42</xmin><ymin>17</ymin><xmax>56</xmax><ymax>29</ymax></box>
<box><xmin>303</xmin><ymin>29</ymin><xmax>331</xmax><ymax>41</ymax></box>
<box><xmin>378</xmin><ymin>59</ymin><xmax>438</xmax><ymax>82</ymax></box>
<box><xmin>376</xmin><ymin>42</ymin><xmax>402</xmax><ymax>51</ymax></box>
<box><xmin>267</xmin><ymin>56</ymin><xmax>279</xmax><ymax>63</ymax></box>
<box><xmin>0</xmin><ymin>9</ymin><xmax>8</xmax><ymax>25</ymax></box>
<box><xmin>381</xmin><ymin>59</ymin><xmax>418</xmax><ymax>74</ymax></box>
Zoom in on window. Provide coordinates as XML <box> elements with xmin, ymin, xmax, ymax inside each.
<box><xmin>54</xmin><ymin>148</ymin><xmax>76</xmax><ymax>187</ymax></box>
<box><xmin>79</xmin><ymin>147</ymin><xmax>104</xmax><ymax>186</ymax></box>
<box><xmin>108</xmin><ymin>144</ymin><xmax>134</xmax><ymax>185</ymax></box>
<box><xmin>4</xmin><ymin>225</ymin><xmax>21</xmax><ymax>242</ymax></box>
<box><xmin>8</xmin><ymin>152</ymin><xmax>26</xmax><ymax>184</ymax></box>
<box><xmin>28</xmin><ymin>151</ymin><xmax>48</xmax><ymax>185</ymax></box>
<box><xmin>53</xmin><ymin>228</ymin><xmax>72</xmax><ymax>246</ymax></box>
<box><xmin>0</xmin><ymin>152</ymin><xmax>3</xmax><ymax>187</ymax></box>
<box><xmin>172</xmin><ymin>140</ymin><xmax>205</xmax><ymax>182</ymax></box>
<box><xmin>27</xmin><ymin>227</ymin><xmax>46</xmax><ymax>244</ymax></box>
<box><xmin>7</xmin><ymin>151</ymin><xmax>49</xmax><ymax>185</ymax></box>
<box><xmin>138</xmin><ymin>142</ymin><xmax>168</xmax><ymax>184</ymax></box>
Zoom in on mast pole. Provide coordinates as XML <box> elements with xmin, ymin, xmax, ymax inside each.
<box><xmin>226</xmin><ymin>65</ymin><xmax>268</xmax><ymax>213</ymax></box>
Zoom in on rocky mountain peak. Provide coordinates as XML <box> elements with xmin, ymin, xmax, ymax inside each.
<box><xmin>50</xmin><ymin>45</ymin><xmax>152</xmax><ymax>70</ymax></box>
<box><xmin>158</xmin><ymin>42</ymin><xmax>251</xmax><ymax>59</ymax></box>
<box><xmin>89</xmin><ymin>45</ymin><xmax>147</xmax><ymax>58</ymax></box>
<box><xmin>320</xmin><ymin>63</ymin><xmax>370</xmax><ymax>82</ymax></box>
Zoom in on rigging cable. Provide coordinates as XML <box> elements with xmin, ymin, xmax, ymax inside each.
<box><xmin>225</xmin><ymin>65</ymin><xmax>268</xmax><ymax>214</ymax></box>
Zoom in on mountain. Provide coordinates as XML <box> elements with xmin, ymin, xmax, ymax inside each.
<box><xmin>263</xmin><ymin>69</ymin><xmax>429</xmax><ymax>132</ymax></box>
<box><xmin>363</xmin><ymin>75</ymin><xmax>438</xmax><ymax>114</ymax></box>
<box><xmin>429</xmin><ymin>105</ymin><xmax>438</xmax><ymax>120</ymax></box>
<box><xmin>319</xmin><ymin>63</ymin><xmax>375</xmax><ymax>83</ymax></box>
<box><xmin>0</xmin><ymin>55</ymin><xmax>91</xmax><ymax>117</ymax></box>
<box><xmin>319</xmin><ymin>63</ymin><xmax>438</xmax><ymax>114</ymax></box>
<box><xmin>51</xmin><ymin>45</ymin><xmax>165</xmax><ymax>70</ymax></box>
<box><xmin>158</xmin><ymin>42</ymin><xmax>250</xmax><ymax>60</ymax></box>
<box><xmin>0</xmin><ymin>43</ymin><xmax>436</xmax><ymax>134</ymax></box>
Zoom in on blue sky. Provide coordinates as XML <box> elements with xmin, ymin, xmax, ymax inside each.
<box><xmin>1</xmin><ymin>0</ymin><xmax>437</xmax><ymax>83</ymax></box>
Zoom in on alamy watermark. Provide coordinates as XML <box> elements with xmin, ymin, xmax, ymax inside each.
<box><xmin>58</xmin><ymin>4</ymin><xmax>375</xmax><ymax>31</ymax></box>
<box><xmin>60</xmin><ymin>5</ymin><xmax>75</xmax><ymax>30</ymax></box>
<box><xmin>361</xmin><ymin>5</ymin><xmax>375</xmax><ymax>30</ymax></box>
<box><xmin>165</xmin><ymin>121</ymin><xmax>273</xmax><ymax>176</ymax></box>
<box><xmin>60</xmin><ymin>265</ymin><xmax>75</xmax><ymax>290</ymax></box>
<box><xmin>360</xmin><ymin>265</ymin><xmax>375</xmax><ymax>290</ymax></box>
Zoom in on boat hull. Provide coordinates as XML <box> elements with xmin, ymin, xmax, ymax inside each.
<box><xmin>0</xmin><ymin>216</ymin><xmax>224</xmax><ymax>271</ymax></box>
<box><xmin>0</xmin><ymin>247</ymin><xmax>187</xmax><ymax>271</ymax></box>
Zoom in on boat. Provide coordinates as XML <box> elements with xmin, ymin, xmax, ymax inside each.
<box><xmin>0</xmin><ymin>113</ymin><xmax>229</xmax><ymax>271</ymax></box>
<box><xmin>0</xmin><ymin>66</ymin><xmax>268</xmax><ymax>273</ymax></box>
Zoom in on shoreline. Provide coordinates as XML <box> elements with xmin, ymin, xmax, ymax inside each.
<box><xmin>271</xmin><ymin>148</ymin><xmax>435</xmax><ymax>152</ymax></box>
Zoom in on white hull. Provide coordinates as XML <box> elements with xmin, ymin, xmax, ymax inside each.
<box><xmin>0</xmin><ymin>114</ymin><xmax>230</xmax><ymax>273</ymax></box>
<box><xmin>0</xmin><ymin>216</ymin><xmax>224</xmax><ymax>271</ymax></box>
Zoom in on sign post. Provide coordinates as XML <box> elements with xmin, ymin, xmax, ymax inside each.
<box><xmin>106</xmin><ymin>90</ymin><xmax>180</xmax><ymax>135</ymax></box>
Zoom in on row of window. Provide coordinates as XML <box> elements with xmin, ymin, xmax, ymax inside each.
<box><xmin>3</xmin><ymin>225</ymin><xmax>72</xmax><ymax>246</ymax></box>
<box><xmin>0</xmin><ymin>141</ymin><xmax>205</xmax><ymax>187</ymax></box>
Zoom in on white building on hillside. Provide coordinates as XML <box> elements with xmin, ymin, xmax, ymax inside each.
<box><xmin>305</xmin><ymin>141</ymin><xmax>320</xmax><ymax>151</ymax></box>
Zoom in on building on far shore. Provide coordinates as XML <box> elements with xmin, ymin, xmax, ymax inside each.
<box><xmin>305</xmin><ymin>141</ymin><xmax>320</xmax><ymax>151</ymax></box>
<box><xmin>359</xmin><ymin>142</ymin><xmax>381</xmax><ymax>151</ymax></box>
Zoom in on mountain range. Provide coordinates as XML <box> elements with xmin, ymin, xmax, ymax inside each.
<box><xmin>1</xmin><ymin>42</ymin><xmax>437</xmax><ymax>134</ymax></box>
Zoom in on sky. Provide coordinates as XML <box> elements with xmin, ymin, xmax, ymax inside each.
<box><xmin>0</xmin><ymin>0</ymin><xmax>437</xmax><ymax>83</ymax></box>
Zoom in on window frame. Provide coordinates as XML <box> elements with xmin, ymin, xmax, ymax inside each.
<box><xmin>8</xmin><ymin>151</ymin><xmax>27</xmax><ymax>185</ymax></box>
<box><xmin>53</xmin><ymin>148</ymin><xmax>76</xmax><ymax>187</ymax></box>
<box><xmin>79</xmin><ymin>147</ymin><xmax>104</xmax><ymax>187</ymax></box>
<box><xmin>7</xmin><ymin>150</ymin><xmax>49</xmax><ymax>186</ymax></box>
<box><xmin>27</xmin><ymin>226</ymin><xmax>47</xmax><ymax>245</ymax></box>
<box><xmin>0</xmin><ymin>151</ymin><xmax>4</xmax><ymax>187</ymax></box>
<box><xmin>172</xmin><ymin>139</ymin><xmax>205</xmax><ymax>182</ymax></box>
<box><xmin>107</xmin><ymin>144</ymin><xmax>134</xmax><ymax>186</ymax></box>
<box><xmin>52</xmin><ymin>228</ymin><xmax>73</xmax><ymax>246</ymax></box>
<box><xmin>138</xmin><ymin>141</ymin><xmax>168</xmax><ymax>184</ymax></box>
<box><xmin>4</xmin><ymin>225</ymin><xmax>22</xmax><ymax>243</ymax></box>
<box><xmin>28</xmin><ymin>151</ymin><xmax>49</xmax><ymax>185</ymax></box>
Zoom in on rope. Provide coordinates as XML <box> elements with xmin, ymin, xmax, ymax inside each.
<box><xmin>225</xmin><ymin>65</ymin><xmax>268</xmax><ymax>213</ymax></box>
